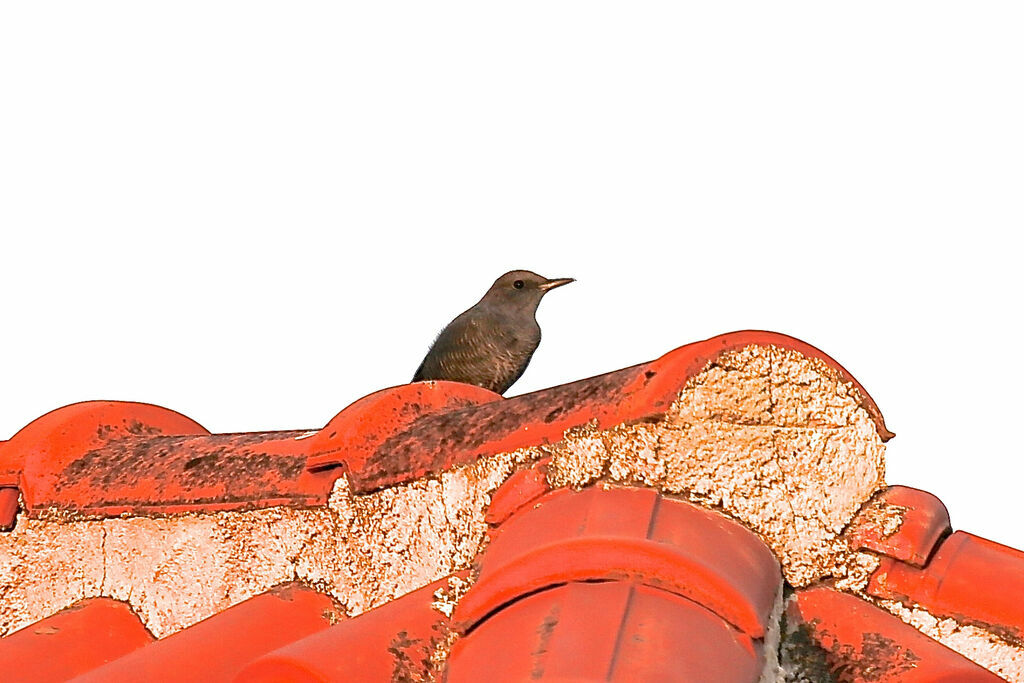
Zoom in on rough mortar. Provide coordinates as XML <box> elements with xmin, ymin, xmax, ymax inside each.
<box><xmin>0</xmin><ymin>451</ymin><xmax>527</xmax><ymax>637</ymax></box>
<box><xmin>875</xmin><ymin>598</ymin><xmax>1024</xmax><ymax>682</ymax></box>
<box><xmin>547</xmin><ymin>344</ymin><xmax>888</xmax><ymax>587</ymax></box>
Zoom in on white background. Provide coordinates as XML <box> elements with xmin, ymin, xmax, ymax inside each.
<box><xmin>2</xmin><ymin>3</ymin><xmax>1021</xmax><ymax>549</ymax></box>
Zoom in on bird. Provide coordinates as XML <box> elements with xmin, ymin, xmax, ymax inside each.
<box><xmin>413</xmin><ymin>270</ymin><xmax>574</xmax><ymax>394</ymax></box>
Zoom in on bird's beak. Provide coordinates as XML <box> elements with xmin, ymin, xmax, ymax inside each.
<box><xmin>538</xmin><ymin>277</ymin><xmax>575</xmax><ymax>291</ymax></box>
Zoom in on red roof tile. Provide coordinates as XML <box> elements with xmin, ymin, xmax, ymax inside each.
<box><xmin>237</xmin><ymin>575</ymin><xmax>458</xmax><ymax>682</ymax></box>
<box><xmin>457</xmin><ymin>486</ymin><xmax>781</xmax><ymax>640</ymax></box>
<box><xmin>0</xmin><ymin>486</ymin><xmax>17</xmax><ymax>531</ymax></box>
<box><xmin>846</xmin><ymin>485</ymin><xmax>952</xmax><ymax>567</ymax></box>
<box><xmin>787</xmin><ymin>587</ymin><xmax>1002</xmax><ymax>682</ymax></box>
<box><xmin>1</xmin><ymin>401</ymin><xmax>209</xmax><ymax>486</ymax></box>
<box><xmin>867</xmin><ymin>530</ymin><xmax>1024</xmax><ymax>643</ymax></box>
<box><xmin>305</xmin><ymin>380</ymin><xmax>503</xmax><ymax>476</ymax></box>
<box><xmin>483</xmin><ymin>456</ymin><xmax>552</xmax><ymax>526</ymax></box>
<box><xmin>243</xmin><ymin>485</ymin><xmax>782</xmax><ymax>681</ymax></box>
<box><xmin>0</xmin><ymin>331</ymin><xmax>892</xmax><ymax>525</ymax></box>
<box><xmin>236</xmin><ymin>486</ymin><xmax>782</xmax><ymax>681</ymax></box>
<box><xmin>307</xmin><ymin>330</ymin><xmax>893</xmax><ymax>495</ymax></box>
<box><xmin>71</xmin><ymin>583</ymin><xmax>342</xmax><ymax>682</ymax></box>
<box><xmin>448</xmin><ymin>581</ymin><xmax>764</xmax><ymax>682</ymax></box>
<box><xmin>0</xmin><ymin>383</ymin><xmax>495</xmax><ymax>521</ymax></box>
<box><xmin>0</xmin><ymin>598</ymin><xmax>153</xmax><ymax>682</ymax></box>
<box><xmin>5</xmin><ymin>331</ymin><xmax>1021</xmax><ymax>682</ymax></box>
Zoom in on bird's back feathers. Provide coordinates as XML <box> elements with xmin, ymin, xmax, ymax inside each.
<box><xmin>413</xmin><ymin>305</ymin><xmax>540</xmax><ymax>394</ymax></box>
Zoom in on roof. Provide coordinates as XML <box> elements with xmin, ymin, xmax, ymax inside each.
<box><xmin>0</xmin><ymin>330</ymin><xmax>1021</xmax><ymax>682</ymax></box>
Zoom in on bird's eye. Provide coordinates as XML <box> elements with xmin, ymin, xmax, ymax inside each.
<box><xmin>513</xmin><ymin>280</ymin><xmax>525</xmax><ymax>289</ymax></box>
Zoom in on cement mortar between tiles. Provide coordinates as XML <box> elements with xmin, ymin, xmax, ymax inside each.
<box><xmin>546</xmin><ymin>344</ymin><xmax>887</xmax><ymax>587</ymax></box>
<box><xmin>875</xmin><ymin>598</ymin><xmax>1024</xmax><ymax>682</ymax></box>
<box><xmin>2</xmin><ymin>343</ymin><xmax>884</xmax><ymax>642</ymax></box>
<box><xmin>759</xmin><ymin>586</ymin><xmax>786</xmax><ymax>683</ymax></box>
<box><xmin>0</xmin><ymin>452</ymin><xmax>526</xmax><ymax>638</ymax></box>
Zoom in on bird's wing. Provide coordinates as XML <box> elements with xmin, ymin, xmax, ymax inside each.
<box><xmin>415</xmin><ymin>310</ymin><xmax>529</xmax><ymax>391</ymax></box>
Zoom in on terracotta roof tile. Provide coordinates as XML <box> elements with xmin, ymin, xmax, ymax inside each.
<box><xmin>445</xmin><ymin>485</ymin><xmax>782</xmax><ymax>680</ymax></box>
<box><xmin>70</xmin><ymin>583</ymin><xmax>342</xmax><ymax>682</ymax></box>
<box><xmin>0</xmin><ymin>486</ymin><xmax>17</xmax><ymax>531</ymax></box>
<box><xmin>304</xmin><ymin>380</ymin><xmax>503</xmax><ymax>477</ymax></box>
<box><xmin>3</xmin><ymin>331</ymin><xmax>1021</xmax><ymax>681</ymax></box>
<box><xmin>448</xmin><ymin>581</ymin><xmax>764</xmax><ymax>682</ymax></box>
<box><xmin>845</xmin><ymin>485</ymin><xmax>952</xmax><ymax>567</ymax></box>
<box><xmin>308</xmin><ymin>330</ymin><xmax>893</xmax><ymax>495</ymax></box>
<box><xmin>483</xmin><ymin>457</ymin><xmax>552</xmax><ymax>525</ymax></box>
<box><xmin>237</xmin><ymin>575</ymin><xmax>459</xmax><ymax>682</ymax></box>
<box><xmin>231</xmin><ymin>486</ymin><xmax>782</xmax><ymax>680</ymax></box>
<box><xmin>0</xmin><ymin>331</ymin><xmax>891</xmax><ymax>525</ymax></box>
<box><xmin>867</xmin><ymin>530</ymin><xmax>1024</xmax><ymax>643</ymax></box>
<box><xmin>245</xmin><ymin>486</ymin><xmax>782</xmax><ymax>681</ymax></box>
<box><xmin>0</xmin><ymin>382</ymin><xmax>496</xmax><ymax>521</ymax></box>
<box><xmin>457</xmin><ymin>486</ymin><xmax>782</xmax><ymax>640</ymax></box>
<box><xmin>787</xmin><ymin>587</ymin><xmax>1003</xmax><ymax>681</ymax></box>
<box><xmin>0</xmin><ymin>598</ymin><xmax>153</xmax><ymax>682</ymax></box>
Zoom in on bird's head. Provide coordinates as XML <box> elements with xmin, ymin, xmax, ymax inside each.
<box><xmin>482</xmin><ymin>270</ymin><xmax>575</xmax><ymax>313</ymax></box>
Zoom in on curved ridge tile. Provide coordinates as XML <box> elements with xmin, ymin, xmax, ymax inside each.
<box><xmin>341</xmin><ymin>364</ymin><xmax>644</xmax><ymax>493</ymax></box>
<box><xmin>448</xmin><ymin>581</ymin><xmax>763</xmax><ymax>683</ymax></box>
<box><xmin>306</xmin><ymin>380</ymin><xmax>503</xmax><ymax>475</ymax></box>
<box><xmin>336</xmin><ymin>330</ymin><xmax>892</xmax><ymax>494</ymax></box>
<box><xmin>635</xmin><ymin>330</ymin><xmax>893</xmax><ymax>441</ymax></box>
<box><xmin>484</xmin><ymin>458</ymin><xmax>552</xmax><ymax>525</ymax></box>
<box><xmin>845</xmin><ymin>485</ymin><xmax>951</xmax><ymax>567</ymax></box>
<box><xmin>1</xmin><ymin>332</ymin><xmax>890</xmax><ymax>514</ymax></box>
<box><xmin>2</xmin><ymin>383</ymin><xmax>501</xmax><ymax>518</ymax></box>
<box><xmin>455</xmin><ymin>487</ymin><xmax>781</xmax><ymax>639</ymax></box>
<box><xmin>20</xmin><ymin>427</ymin><xmax>335</xmax><ymax>517</ymax></box>
<box><xmin>1</xmin><ymin>400</ymin><xmax>208</xmax><ymax>482</ymax></box>
<box><xmin>1</xmin><ymin>401</ymin><xmax>210</xmax><ymax>520</ymax></box>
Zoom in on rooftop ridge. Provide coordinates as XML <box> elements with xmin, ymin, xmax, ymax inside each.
<box><xmin>0</xmin><ymin>330</ymin><xmax>891</xmax><ymax>525</ymax></box>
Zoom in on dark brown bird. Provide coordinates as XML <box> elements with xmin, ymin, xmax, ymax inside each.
<box><xmin>413</xmin><ymin>270</ymin><xmax>574</xmax><ymax>394</ymax></box>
